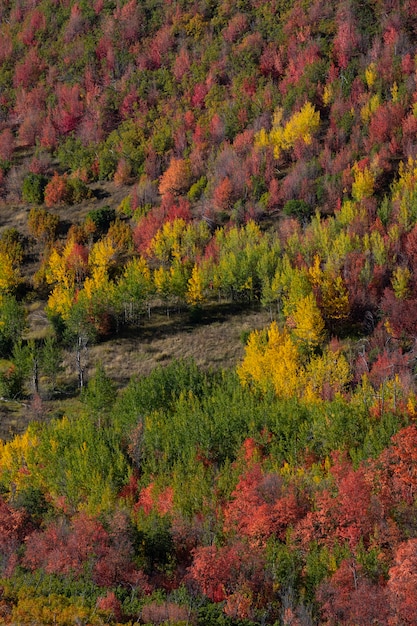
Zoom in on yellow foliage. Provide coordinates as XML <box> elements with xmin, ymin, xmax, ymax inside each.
<box><xmin>0</xmin><ymin>428</ymin><xmax>39</xmax><ymax>491</ymax></box>
<box><xmin>47</xmin><ymin>284</ymin><xmax>74</xmax><ymax>319</ymax></box>
<box><xmin>320</xmin><ymin>274</ymin><xmax>350</xmax><ymax>320</ymax></box>
<box><xmin>89</xmin><ymin>236</ymin><xmax>116</xmax><ymax>270</ymax></box>
<box><xmin>351</xmin><ymin>163</ymin><xmax>375</xmax><ymax>201</ymax></box>
<box><xmin>308</xmin><ymin>254</ymin><xmax>323</xmax><ymax>289</ymax></box>
<box><xmin>187</xmin><ymin>264</ymin><xmax>205</xmax><ymax>306</ymax></box>
<box><xmin>391</xmin><ymin>266</ymin><xmax>411</xmax><ymax>299</ymax></box>
<box><xmin>365</xmin><ymin>62</ymin><xmax>377</xmax><ymax>89</ymax></box>
<box><xmin>79</xmin><ymin>236</ymin><xmax>117</xmax><ymax>300</ymax></box>
<box><xmin>289</xmin><ymin>293</ymin><xmax>325</xmax><ymax>348</ymax></box>
<box><xmin>369</xmin><ymin>230</ymin><xmax>388</xmax><ymax>265</ymax></box>
<box><xmin>303</xmin><ymin>347</ymin><xmax>351</xmax><ymax>401</ymax></box>
<box><xmin>185</xmin><ymin>13</ymin><xmax>205</xmax><ymax>38</ymax></box>
<box><xmin>237</xmin><ymin>322</ymin><xmax>300</xmax><ymax>398</ymax></box>
<box><xmin>0</xmin><ymin>250</ymin><xmax>20</xmax><ymax>292</ymax></box>
<box><xmin>328</xmin><ymin>231</ymin><xmax>356</xmax><ymax>273</ymax></box>
<box><xmin>391</xmin><ymin>82</ymin><xmax>399</xmax><ymax>103</ymax></box>
<box><xmin>254</xmin><ymin>127</ymin><xmax>270</xmax><ymax>150</ymax></box>
<box><xmin>336</xmin><ymin>200</ymin><xmax>357</xmax><ymax>226</ymax></box>
<box><xmin>11</xmin><ymin>592</ymin><xmax>91</xmax><ymax>626</ymax></box>
<box><xmin>254</xmin><ymin>102</ymin><xmax>320</xmax><ymax>159</ymax></box>
<box><xmin>151</xmin><ymin>218</ymin><xmax>186</xmax><ymax>263</ymax></box>
<box><xmin>282</xmin><ymin>268</ymin><xmax>312</xmax><ymax>318</ymax></box>
<box><xmin>322</xmin><ymin>84</ymin><xmax>333</xmax><ymax>106</ymax></box>
<box><xmin>282</xmin><ymin>101</ymin><xmax>320</xmax><ymax>148</ymax></box>
<box><xmin>154</xmin><ymin>265</ymin><xmax>171</xmax><ymax>297</ymax></box>
<box><xmin>360</xmin><ymin>93</ymin><xmax>380</xmax><ymax>122</ymax></box>
<box><xmin>269</xmin><ymin>126</ymin><xmax>285</xmax><ymax>159</ymax></box>
<box><xmin>83</xmin><ymin>270</ymin><xmax>115</xmax><ymax>301</ymax></box>
<box><xmin>45</xmin><ymin>244</ymin><xmax>74</xmax><ymax>290</ymax></box>
<box><xmin>272</xmin><ymin>107</ymin><xmax>284</xmax><ymax>127</ymax></box>
<box><xmin>392</xmin><ymin>158</ymin><xmax>417</xmax><ymax>231</ymax></box>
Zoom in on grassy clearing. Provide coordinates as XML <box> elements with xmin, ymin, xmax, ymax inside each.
<box><xmin>0</xmin><ymin>301</ymin><xmax>272</xmax><ymax>441</ymax></box>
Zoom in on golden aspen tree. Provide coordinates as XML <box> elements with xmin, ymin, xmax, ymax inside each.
<box><xmin>351</xmin><ymin>163</ymin><xmax>375</xmax><ymax>201</ymax></box>
<box><xmin>308</xmin><ymin>254</ymin><xmax>323</xmax><ymax>289</ymax></box>
<box><xmin>254</xmin><ymin>102</ymin><xmax>320</xmax><ymax>159</ymax></box>
<box><xmin>0</xmin><ymin>250</ymin><xmax>20</xmax><ymax>295</ymax></box>
<box><xmin>83</xmin><ymin>236</ymin><xmax>116</xmax><ymax>298</ymax></box>
<box><xmin>237</xmin><ymin>321</ymin><xmax>301</xmax><ymax>398</ymax></box>
<box><xmin>308</xmin><ymin>255</ymin><xmax>350</xmax><ymax>322</ymax></box>
<box><xmin>187</xmin><ymin>264</ymin><xmax>205</xmax><ymax>306</ymax></box>
<box><xmin>369</xmin><ymin>230</ymin><xmax>388</xmax><ymax>265</ymax></box>
<box><xmin>0</xmin><ymin>427</ymin><xmax>39</xmax><ymax>493</ymax></box>
<box><xmin>392</xmin><ymin>266</ymin><xmax>411</xmax><ymax>299</ymax></box>
<box><xmin>45</xmin><ymin>244</ymin><xmax>77</xmax><ymax>319</ymax></box>
<box><xmin>282</xmin><ymin>101</ymin><xmax>320</xmax><ymax>148</ymax></box>
<box><xmin>391</xmin><ymin>158</ymin><xmax>417</xmax><ymax>232</ymax></box>
<box><xmin>289</xmin><ymin>293</ymin><xmax>325</xmax><ymax>349</ymax></box>
<box><xmin>320</xmin><ymin>274</ymin><xmax>350</xmax><ymax>321</ymax></box>
<box><xmin>303</xmin><ymin>346</ymin><xmax>351</xmax><ymax>402</ymax></box>
<box><xmin>47</xmin><ymin>284</ymin><xmax>74</xmax><ymax>319</ymax></box>
<box><xmin>115</xmin><ymin>256</ymin><xmax>153</xmax><ymax>324</ymax></box>
<box><xmin>154</xmin><ymin>265</ymin><xmax>172</xmax><ymax>301</ymax></box>
<box><xmin>365</xmin><ymin>62</ymin><xmax>377</xmax><ymax>89</ymax></box>
<box><xmin>360</xmin><ymin>94</ymin><xmax>380</xmax><ymax>122</ymax></box>
<box><xmin>151</xmin><ymin>218</ymin><xmax>187</xmax><ymax>264</ymax></box>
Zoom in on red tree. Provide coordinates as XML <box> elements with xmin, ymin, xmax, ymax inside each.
<box><xmin>224</xmin><ymin>464</ymin><xmax>303</xmax><ymax>544</ymax></box>
<box><xmin>388</xmin><ymin>539</ymin><xmax>417</xmax><ymax>624</ymax></box>
<box><xmin>317</xmin><ymin>559</ymin><xmax>390</xmax><ymax>625</ymax></box>
<box><xmin>0</xmin><ymin>497</ymin><xmax>30</xmax><ymax>576</ymax></box>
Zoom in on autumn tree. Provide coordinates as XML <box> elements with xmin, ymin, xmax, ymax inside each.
<box><xmin>159</xmin><ymin>158</ymin><xmax>192</xmax><ymax>197</ymax></box>
<box><xmin>388</xmin><ymin>539</ymin><xmax>417</xmax><ymax>624</ymax></box>
<box><xmin>237</xmin><ymin>322</ymin><xmax>301</xmax><ymax>399</ymax></box>
<box><xmin>28</xmin><ymin>207</ymin><xmax>59</xmax><ymax>248</ymax></box>
<box><xmin>287</xmin><ymin>292</ymin><xmax>325</xmax><ymax>349</ymax></box>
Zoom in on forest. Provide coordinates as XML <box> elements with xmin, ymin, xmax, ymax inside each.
<box><xmin>1</xmin><ymin>0</ymin><xmax>417</xmax><ymax>623</ymax></box>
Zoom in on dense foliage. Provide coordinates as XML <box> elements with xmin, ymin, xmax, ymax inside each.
<box><xmin>2</xmin><ymin>0</ymin><xmax>417</xmax><ymax>623</ymax></box>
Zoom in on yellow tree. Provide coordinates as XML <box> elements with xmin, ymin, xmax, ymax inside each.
<box><xmin>0</xmin><ymin>250</ymin><xmax>20</xmax><ymax>296</ymax></box>
<box><xmin>351</xmin><ymin>163</ymin><xmax>375</xmax><ymax>202</ymax></box>
<box><xmin>255</xmin><ymin>102</ymin><xmax>320</xmax><ymax>159</ymax></box>
<box><xmin>308</xmin><ymin>255</ymin><xmax>350</xmax><ymax>323</ymax></box>
<box><xmin>392</xmin><ymin>266</ymin><xmax>411</xmax><ymax>300</ymax></box>
<box><xmin>303</xmin><ymin>346</ymin><xmax>351</xmax><ymax>402</ymax></box>
<box><xmin>83</xmin><ymin>236</ymin><xmax>116</xmax><ymax>299</ymax></box>
<box><xmin>237</xmin><ymin>322</ymin><xmax>301</xmax><ymax>398</ymax></box>
<box><xmin>187</xmin><ymin>264</ymin><xmax>205</xmax><ymax>306</ymax></box>
<box><xmin>45</xmin><ymin>245</ymin><xmax>76</xmax><ymax>319</ymax></box>
<box><xmin>288</xmin><ymin>293</ymin><xmax>325</xmax><ymax>349</ymax></box>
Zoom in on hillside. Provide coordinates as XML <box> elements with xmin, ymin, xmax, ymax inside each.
<box><xmin>1</xmin><ymin>0</ymin><xmax>417</xmax><ymax>624</ymax></box>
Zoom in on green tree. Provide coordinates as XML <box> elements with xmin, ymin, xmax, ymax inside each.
<box><xmin>0</xmin><ymin>296</ymin><xmax>26</xmax><ymax>356</ymax></box>
<box><xmin>81</xmin><ymin>362</ymin><xmax>116</xmax><ymax>428</ymax></box>
<box><xmin>22</xmin><ymin>173</ymin><xmax>48</xmax><ymax>205</ymax></box>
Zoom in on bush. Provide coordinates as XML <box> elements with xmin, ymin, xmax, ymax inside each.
<box><xmin>283</xmin><ymin>199</ymin><xmax>311</xmax><ymax>221</ymax></box>
<box><xmin>67</xmin><ymin>177</ymin><xmax>92</xmax><ymax>204</ymax></box>
<box><xmin>85</xmin><ymin>206</ymin><xmax>116</xmax><ymax>235</ymax></box>
<box><xmin>22</xmin><ymin>173</ymin><xmax>48</xmax><ymax>205</ymax></box>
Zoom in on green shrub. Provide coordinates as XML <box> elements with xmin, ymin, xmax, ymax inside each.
<box><xmin>22</xmin><ymin>173</ymin><xmax>48</xmax><ymax>205</ymax></box>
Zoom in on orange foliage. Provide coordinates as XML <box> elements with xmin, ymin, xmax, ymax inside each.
<box><xmin>159</xmin><ymin>158</ymin><xmax>191</xmax><ymax>197</ymax></box>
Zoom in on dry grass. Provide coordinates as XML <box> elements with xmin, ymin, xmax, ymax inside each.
<box><xmin>0</xmin><ymin>301</ymin><xmax>272</xmax><ymax>441</ymax></box>
<box><xmin>89</xmin><ymin>303</ymin><xmax>271</xmax><ymax>385</ymax></box>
